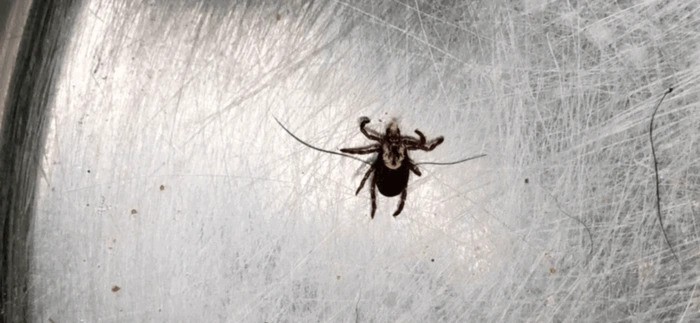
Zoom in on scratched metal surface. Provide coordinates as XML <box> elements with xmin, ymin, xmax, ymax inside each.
<box><xmin>3</xmin><ymin>0</ymin><xmax>699</xmax><ymax>322</ymax></box>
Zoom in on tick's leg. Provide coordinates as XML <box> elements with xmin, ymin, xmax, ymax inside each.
<box><xmin>393</xmin><ymin>189</ymin><xmax>407</xmax><ymax>217</ymax></box>
<box><xmin>408</xmin><ymin>162</ymin><xmax>422</xmax><ymax>176</ymax></box>
<box><xmin>422</xmin><ymin>136</ymin><xmax>444</xmax><ymax>151</ymax></box>
<box><xmin>359</xmin><ymin>117</ymin><xmax>382</xmax><ymax>141</ymax></box>
<box><xmin>370</xmin><ymin>174</ymin><xmax>377</xmax><ymax>219</ymax></box>
<box><xmin>340</xmin><ymin>144</ymin><xmax>380</xmax><ymax>155</ymax></box>
<box><xmin>403</xmin><ymin>130</ymin><xmax>427</xmax><ymax>150</ymax></box>
<box><xmin>414</xmin><ymin>130</ymin><xmax>426</xmax><ymax>145</ymax></box>
<box><xmin>355</xmin><ymin>167</ymin><xmax>374</xmax><ymax>195</ymax></box>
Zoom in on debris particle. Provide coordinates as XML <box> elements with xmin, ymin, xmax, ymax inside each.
<box><xmin>131</xmin><ymin>209</ymin><xmax>138</xmax><ymax>215</ymax></box>
<box><xmin>159</xmin><ymin>184</ymin><xmax>165</xmax><ymax>191</ymax></box>
<box><xmin>549</xmin><ymin>267</ymin><xmax>556</xmax><ymax>274</ymax></box>
<box><xmin>112</xmin><ymin>285</ymin><xmax>121</xmax><ymax>292</ymax></box>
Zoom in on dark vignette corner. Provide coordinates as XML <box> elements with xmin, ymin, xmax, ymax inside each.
<box><xmin>0</xmin><ymin>0</ymin><xmax>81</xmax><ymax>321</ymax></box>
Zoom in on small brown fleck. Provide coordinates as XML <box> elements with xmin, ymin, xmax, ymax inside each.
<box><xmin>336</xmin><ymin>275</ymin><xmax>341</xmax><ymax>280</ymax></box>
<box><xmin>276</xmin><ymin>13</ymin><xmax>281</xmax><ymax>21</ymax></box>
<box><xmin>549</xmin><ymin>267</ymin><xmax>556</xmax><ymax>274</ymax></box>
<box><xmin>524</xmin><ymin>178</ymin><xmax>529</xmax><ymax>184</ymax></box>
<box><xmin>159</xmin><ymin>184</ymin><xmax>165</xmax><ymax>191</ymax></box>
<box><xmin>112</xmin><ymin>285</ymin><xmax>121</xmax><ymax>292</ymax></box>
<box><xmin>131</xmin><ymin>209</ymin><xmax>138</xmax><ymax>215</ymax></box>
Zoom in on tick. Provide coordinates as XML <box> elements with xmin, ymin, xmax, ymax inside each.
<box><xmin>274</xmin><ymin>116</ymin><xmax>485</xmax><ymax>218</ymax></box>
<box><xmin>339</xmin><ymin>117</ymin><xmax>443</xmax><ymax>218</ymax></box>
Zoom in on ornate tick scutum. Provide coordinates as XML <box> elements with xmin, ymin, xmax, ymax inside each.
<box><xmin>382</xmin><ymin>121</ymin><xmax>406</xmax><ymax>170</ymax></box>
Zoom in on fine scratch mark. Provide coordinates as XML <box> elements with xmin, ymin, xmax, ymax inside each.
<box><xmin>649</xmin><ymin>87</ymin><xmax>680</xmax><ymax>264</ymax></box>
<box><xmin>273</xmin><ymin>116</ymin><xmax>371</xmax><ymax>165</ymax></box>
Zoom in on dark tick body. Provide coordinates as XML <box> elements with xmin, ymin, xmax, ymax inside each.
<box><xmin>374</xmin><ymin>159</ymin><xmax>409</xmax><ymax>197</ymax></box>
<box><xmin>340</xmin><ymin>117</ymin><xmax>443</xmax><ymax>218</ymax></box>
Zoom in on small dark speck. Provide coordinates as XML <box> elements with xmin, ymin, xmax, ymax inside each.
<box><xmin>87</xmin><ymin>169</ymin><xmax>91</xmax><ymax>173</ymax></box>
<box><xmin>524</xmin><ymin>178</ymin><xmax>529</xmax><ymax>184</ymax></box>
<box><xmin>112</xmin><ymin>285</ymin><xmax>121</xmax><ymax>292</ymax></box>
<box><xmin>549</xmin><ymin>267</ymin><xmax>556</xmax><ymax>274</ymax></box>
<box><xmin>49</xmin><ymin>319</ymin><xmax>56</xmax><ymax>323</ymax></box>
<box><xmin>431</xmin><ymin>258</ymin><xmax>435</xmax><ymax>262</ymax></box>
<box><xmin>86</xmin><ymin>203</ymin><xmax>90</xmax><ymax>207</ymax></box>
<box><xmin>336</xmin><ymin>275</ymin><xmax>341</xmax><ymax>280</ymax></box>
<box><xmin>131</xmin><ymin>209</ymin><xmax>138</xmax><ymax>215</ymax></box>
<box><xmin>160</xmin><ymin>184</ymin><xmax>165</xmax><ymax>191</ymax></box>
<box><xmin>276</xmin><ymin>13</ymin><xmax>281</xmax><ymax>21</ymax></box>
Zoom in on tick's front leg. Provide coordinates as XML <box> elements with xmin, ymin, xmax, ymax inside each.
<box><xmin>414</xmin><ymin>130</ymin><xmax>426</xmax><ymax>145</ymax></box>
<box><xmin>403</xmin><ymin>130</ymin><xmax>427</xmax><ymax>150</ymax></box>
<box><xmin>359</xmin><ymin>117</ymin><xmax>382</xmax><ymax>141</ymax></box>
<box><xmin>423</xmin><ymin>136</ymin><xmax>444</xmax><ymax>151</ymax></box>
